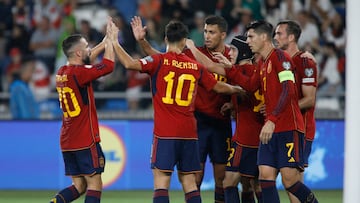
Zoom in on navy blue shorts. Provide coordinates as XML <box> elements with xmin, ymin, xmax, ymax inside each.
<box><xmin>150</xmin><ymin>137</ymin><xmax>201</xmax><ymax>173</ymax></box>
<box><xmin>303</xmin><ymin>139</ymin><xmax>313</xmax><ymax>167</ymax></box>
<box><xmin>63</xmin><ymin>143</ymin><xmax>105</xmax><ymax>176</ymax></box>
<box><xmin>257</xmin><ymin>131</ymin><xmax>304</xmax><ymax>171</ymax></box>
<box><xmin>195</xmin><ymin>111</ymin><xmax>232</xmax><ymax>164</ymax></box>
<box><xmin>226</xmin><ymin>141</ymin><xmax>259</xmax><ymax>177</ymax></box>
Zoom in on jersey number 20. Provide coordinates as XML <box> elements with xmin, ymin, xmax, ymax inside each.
<box><xmin>56</xmin><ymin>87</ymin><xmax>81</xmax><ymax>118</ymax></box>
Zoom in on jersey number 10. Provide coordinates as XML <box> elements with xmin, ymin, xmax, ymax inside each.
<box><xmin>162</xmin><ymin>71</ymin><xmax>196</xmax><ymax>107</ymax></box>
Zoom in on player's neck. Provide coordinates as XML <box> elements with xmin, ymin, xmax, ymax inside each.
<box><xmin>67</xmin><ymin>59</ymin><xmax>84</xmax><ymax>66</ymax></box>
<box><xmin>167</xmin><ymin>45</ymin><xmax>183</xmax><ymax>54</ymax></box>
<box><xmin>260</xmin><ymin>42</ymin><xmax>274</xmax><ymax>60</ymax></box>
<box><xmin>207</xmin><ymin>44</ymin><xmax>225</xmax><ymax>54</ymax></box>
<box><xmin>286</xmin><ymin>43</ymin><xmax>300</xmax><ymax>57</ymax></box>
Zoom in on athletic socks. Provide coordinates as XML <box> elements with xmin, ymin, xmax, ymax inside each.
<box><xmin>185</xmin><ymin>190</ymin><xmax>201</xmax><ymax>203</ymax></box>
<box><xmin>241</xmin><ymin>191</ymin><xmax>255</xmax><ymax>203</ymax></box>
<box><xmin>50</xmin><ymin>185</ymin><xmax>80</xmax><ymax>203</ymax></box>
<box><xmin>224</xmin><ymin>186</ymin><xmax>240</xmax><ymax>203</ymax></box>
<box><xmin>153</xmin><ymin>189</ymin><xmax>169</xmax><ymax>203</ymax></box>
<box><xmin>286</xmin><ymin>181</ymin><xmax>318</xmax><ymax>203</ymax></box>
<box><xmin>259</xmin><ymin>179</ymin><xmax>280</xmax><ymax>203</ymax></box>
<box><xmin>215</xmin><ymin>186</ymin><xmax>225</xmax><ymax>202</ymax></box>
<box><xmin>85</xmin><ymin>190</ymin><xmax>101</xmax><ymax>203</ymax></box>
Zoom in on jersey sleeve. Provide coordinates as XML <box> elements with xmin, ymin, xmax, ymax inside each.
<box><xmin>76</xmin><ymin>58</ymin><xmax>114</xmax><ymax>86</ymax></box>
<box><xmin>139</xmin><ymin>54</ymin><xmax>162</xmax><ymax>75</ymax></box>
<box><xmin>198</xmin><ymin>66</ymin><xmax>217</xmax><ymax>91</ymax></box>
<box><xmin>300</xmin><ymin>57</ymin><xmax>318</xmax><ymax>87</ymax></box>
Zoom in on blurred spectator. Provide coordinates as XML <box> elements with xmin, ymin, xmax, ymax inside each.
<box><xmin>323</xmin><ymin>10</ymin><xmax>346</xmax><ymax>50</ymax></box>
<box><xmin>109</xmin><ymin>0</ymin><xmax>137</xmax><ymax>23</ymax></box>
<box><xmin>296</xmin><ymin>10</ymin><xmax>320</xmax><ymax>50</ymax></box>
<box><xmin>225</xmin><ymin>8</ymin><xmax>252</xmax><ymax>44</ymax></box>
<box><xmin>189</xmin><ymin>0</ymin><xmax>218</xmax><ymax>15</ymax></box>
<box><xmin>0</xmin><ymin>27</ymin><xmax>8</xmax><ymax>70</ymax></box>
<box><xmin>144</xmin><ymin>19</ymin><xmax>166</xmax><ymax>52</ymax></box>
<box><xmin>59</xmin><ymin>0</ymin><xmax>77</xmax><ymax>17</ymax></box>
<box><xmin>125</xmin><ymin>54</ymin><xmax>149</xmax><ymax>111</ymax></box>
<box><xmin>242</xmin><ymin>0</ymin><xmax>263</xmax><ymax>20</ymax></box>
<box><xmin>32</xmin><ymin>0</ymin><xmax>62</xmax><ymax>29</ymax></box>
<box><xmin>9</xmin><ymin>57</ymin><xmax>40</xmax><ymax>119</ymax></box>
<box><xmin>54</xmin><ymin>15</ymin><xmax>78</xmax><ymax>74</ymax></box>
<box><xmin>126</xmin><ymin>69</ymin><xmax>149</xmax><ymax>111</ymax></box>
<box><xmin>304</xmin><ymin>0</ymin><xmax>336</xmax><ymax>25</ymax></box>
<box><xmin>29</xmin><ymin>15</ymin><xmax>59</xmax><ymax>74</ymax></box>
<box><xmin>279</xmin><ymin>0</ymin><xmax>303</xmax><ymax>20</ymax></box>
<box><xmin>189</xmin><ymin>11</ymin><xmax>205</xmax><ymax>47</ymax></box>
<box><xmin>26</xmin><ymin>56</ymin><xmax>51</xmax><ymax>103</ymax></box>
<box><xmin>318</xmin><ymin>42</ymin><xmax>343</xmax><ymax>97</ymax></box>
<box><xmin>11</xmin><ymin>0</ymin><xmax>32</xmax><ymax>30</ymax></box>
<box><xmin>6</xmin><ymin>24</ymin><xmax>31</xmax><ymax>55</ymax></box>
<box><xmin>79</xmin><ymin>19</ymin><xmax>103</xmax><ymax>49</ymax></box>
<box><xmin>0</xmin><ymin>0</ymin><xmax>13</xmax><ymax>33</ymax></box>
<box><xmin>262</xmin><ymin>0</ymin><xmax>281</xmax><ymax>26</ymax></box>
<box><xmin>221</xmin><ymin>0</ymin><xmax>248</xmax><ymax>31</ymax></box>
<box><xmin>112</xmin><ymin>12</ymin><xmax>137</xmax><ymax>54</ymax></box>
<box><xmin>4</xmin><ymin>48</ymin><xmax>23</xmax><ymax>91</ymax></box>
<box><xmin>138</xmin><ymin>0</ymin><xmax>161</xmax><ymax>22</ymax></box>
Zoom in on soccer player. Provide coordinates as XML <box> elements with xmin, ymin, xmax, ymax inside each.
<box><xmin>186</xmin><ymin>36</ymin><xmax>264</xmax><ymax>203</ymax></box>
<box><xmin>240</xmin><ymin>20</ymin><xmax>318</xmax><ymax>203</ymax></box>
<box><xmin>111</xmin><ymin>20</ymin><xmax>243</xmax><ymax>203</ymax></box>
<box><xmin>131</xmin><ymin>15</ymin><xmax>232</xmax><ymax>202</ymax></box>
<box><xmin>274</xmin><ymin>20</ymin><xmax>318</xmax><ymax>203</ymax></box>
<box><xmin>50</xmin><ymin>19</ymin><xmax>116</xmax><ymax>203</ymax></box>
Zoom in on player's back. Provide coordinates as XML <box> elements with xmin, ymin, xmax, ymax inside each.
<box><xmin>140</xmin><ymin>52</ymin><xmax>217</xmax><ymax>139</ymax></box>
<box><xmin>56</xmin><ymin>59</ymin><xmax>114</xmax><ymax>150</ymax></box>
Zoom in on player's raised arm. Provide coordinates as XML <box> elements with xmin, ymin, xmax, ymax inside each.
<box><xmin>103</xmin><ymin>18</ymin><xmax>116</xmax><ymax>63</ymax></box>
<box><xmin>112</xmin><ymin>21</ymin><xmax>142</xmax><ymax>71</ymax></box>
<box><xmin>185</xmin><ymin>39</ymin><xmax>228</xmax><ymax>75</ymax></box>
<box><xmin>131</xmin><ymin>16</ymin><xmax>161</xmax><ymax>55</ymax></box>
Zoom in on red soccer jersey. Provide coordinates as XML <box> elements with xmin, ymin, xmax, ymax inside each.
<box><xmin>235</xmin><ymin>49</ymin><xmax>304</xmax><ymax>133</ymax></box>
<box><xmin>56</xmin><ymin>59</ymin><xmax>114</xmax><ymax>151</ymax></box>
<box><xmin>226</xmin><ymin>64</ymin><xmax>264</xmax><ymax>147</ymax></box>
<box><xmin>139</xmin><ymin>52</ymin><xmax>218</xmax><ymax>139</ymax></box>
<box><xmin>183</xmin><ymin>46</ymin><xmax>231</xmax><ymax>120</ymax></box>
<box><xmin>293</xmin><ymin>51</ymin><xmax>318</xmax><ymax>140</ymax></box>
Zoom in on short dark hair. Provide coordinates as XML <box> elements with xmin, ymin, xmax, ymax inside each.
<box><xmin>277</xmin><ymin>20</ymin><xmax>302</xmax><ymax>42</ymax></box>
<box><xmin>165</xmin><ymin>20</ymin><xmax>189</xmax><ymax>43</ymax></box>
<box><xmin>246</xmin><ymin>20</ymin><xmax>273</xmax><ymax>40</ymax></box>
<box><xmin>62</xmin><ymin>34</ymin><xmax>83</xmax><ymax>58</ymax></box>
<box><xmin>205</xmin><ymin>15</ymin><xmax>228</xmax><ymax>33</ymax></box>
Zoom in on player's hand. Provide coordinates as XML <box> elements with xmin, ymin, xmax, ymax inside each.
<box><xmin>212</xmin><ymin>52</ymin><xmax>232</xmax><ymax>68</ymax></box>
<box><xmin>259</xmin><ymin>120</ymin><xmax>275</xmax><ymax>144</ymax></box>
<box><xmin>130</xmin><ymin>16</ymin><xmax>147</xmax><ymax>41</ymax></box>
<box><xmin>186</xmin><ymin>39</ymin><xmax>196</xmax><ymax>49</ymax></box>
<box><xmin>300</xmin><ymin>51</ymin><xmax>317</xmax><ymax>63</ymax></box>
<box><xmin>220</xmin><ymin>102</ymin><xmax>233</xmax><ymax>116</ymax></box>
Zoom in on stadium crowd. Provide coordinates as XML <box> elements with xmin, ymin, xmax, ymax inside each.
<box><xmin>0</xmin><ymin>0</ymin><xmax>346</xmax><ymax>119</ymax></box>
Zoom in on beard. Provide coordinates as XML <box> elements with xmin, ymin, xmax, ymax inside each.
<box><xmin>82</xmin><ymin>55</ymin><xmax>91</xmax><ymax>65</ymax></box>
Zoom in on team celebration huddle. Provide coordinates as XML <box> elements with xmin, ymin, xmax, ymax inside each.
<box><xmin>51</xmin><ymin>10</ymin><xmax>319</xmax><ymax>203</ymax></box>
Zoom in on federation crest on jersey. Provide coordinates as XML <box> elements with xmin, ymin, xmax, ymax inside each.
<box><xmin>267</xmin><ymin>61</ymin><xmax>272</xmax><ymax>73</ymax></box>
<box><xmin>305</xmin><ymin>68</ymin><xmax>314</xmax><ymax>77</ymax></box>
<box><xmin>282</xmin><ymin>61</ymin><xmax>291</xmax><ymax>70</ymax></box>
<box><xmin>140</xmin><ymin>56</ymin><xmax>154</xmax><ymax>65</ymax></box>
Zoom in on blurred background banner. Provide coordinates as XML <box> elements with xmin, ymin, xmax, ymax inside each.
<box><xmin>0</xmin><ymin>119</ymin><xmax>343</xmax><ymax>190</ymax></box>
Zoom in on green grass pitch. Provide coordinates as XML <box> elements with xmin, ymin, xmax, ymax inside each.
<box><xmin>0</xmin><ymin>189</ymin><xmax>342</xmax><ymax>203</ymax></box>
